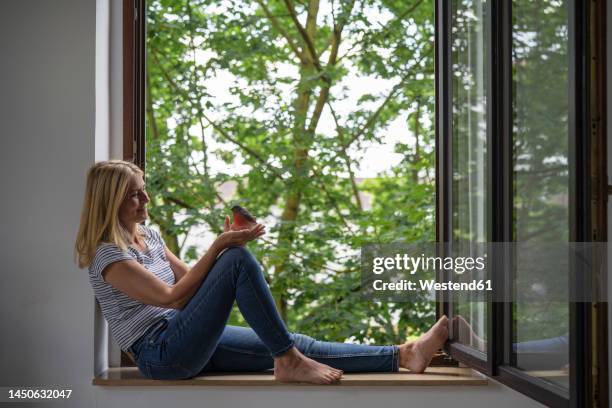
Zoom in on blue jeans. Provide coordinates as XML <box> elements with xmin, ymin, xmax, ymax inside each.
<box><xmin>129</xmin><ymin>247</ymin><xmax>399</xmax><ymax>379</ymax></box>
<box><xmin>513</xmin><ymin>334</ymin><xmax>569</xmax><ymax>370</ymax></box>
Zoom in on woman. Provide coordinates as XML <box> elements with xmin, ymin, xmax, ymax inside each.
<box><xmin>75</xmin><ymin>160</ymin><xmax>448</xmax><ymax>384</ymax></box>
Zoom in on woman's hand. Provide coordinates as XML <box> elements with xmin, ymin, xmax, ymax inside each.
<box><xmin>214</xmin><ymin>216</ymin><xmax>266</xmax><ymax>250</ymax></box>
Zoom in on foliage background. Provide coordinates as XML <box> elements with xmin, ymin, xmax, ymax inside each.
<box><xmin>145</xmin><ymin>0</ymin><xmax>436</xmax><ymax>344</ymax></box>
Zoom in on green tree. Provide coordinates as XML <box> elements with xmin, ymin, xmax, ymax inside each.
<box><xmin>145</xmin><ymin>0</ymin><xmax>436</xmax><ymax>344</ymax></box>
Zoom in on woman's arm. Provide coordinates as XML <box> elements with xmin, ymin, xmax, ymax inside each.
<box><xmin>165</xmin><ymin>246</ymin><xmax>189</xmax><ymax>283</ymax></box>
<box><xmin>102</xmin><ymin>224</ymin><xmax>266</xmax><ymax>309</ymax></box>
<box><xmin>165</xmin><ymin>215</ymin><xmax>236</xmax><ymax>284</ymax></box>
<box><xmin>102</xmin><ymin>241</ymin><xmax>222</xmax><ymax>309</ymax></box>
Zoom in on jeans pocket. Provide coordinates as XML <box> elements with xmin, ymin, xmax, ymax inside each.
<box><xmin>144</xmin><ymin>361</ymin><xmax>193</xmax><ymax>380</ymax></box>
<box><xmin>145</xmin><ymin>319</ymin><xmax>169</xmax><ymax>346</ymax></box>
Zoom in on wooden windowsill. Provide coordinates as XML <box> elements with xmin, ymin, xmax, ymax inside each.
<box><xmin>93</xmin><ymin>366</ymin><xmax>487</xmax><ymax>386</ymax></box>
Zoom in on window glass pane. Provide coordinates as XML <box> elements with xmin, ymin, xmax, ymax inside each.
<box><xmin>512</xmin><ymin>0</ymin><xmax>569</xmax><ymax>389</ymax></box>
<box><xmin>450</xmin><ymin>0</ymin><xmax>487</xmax><ymax>353</ymax></box>
<box><xmin>145</xmin><ymin>0</ymin><xmax>438</xmax><ymax>345</ymax></box>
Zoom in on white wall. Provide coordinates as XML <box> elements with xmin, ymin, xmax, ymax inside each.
<box><xmin>0</xmin><ymin>1</ymin><xmax>546</xmax><ymax>407</ymax></box>
<box><xmin>0</xmin><ymin>1</ymin><xmax>97</xmax><ymax>407</ymax></box>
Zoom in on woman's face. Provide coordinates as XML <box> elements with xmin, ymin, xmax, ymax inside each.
<box><xmin>118</xmin><ymin>173</ymin><xmax>149</xmax><ymax>227</ymax></box>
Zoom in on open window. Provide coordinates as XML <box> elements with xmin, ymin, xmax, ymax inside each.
<box><xmin>436</xmin><ymin>0</ymin><xmax>608</xmax><ymax>406</ymax></box>
<box><xmin>122</xmin><ymin>0</ymin><xmax>442</xmax><ymax>368</ymax></box>
<box><xmin>121</xmin><ymin>0</ymin><xmax>608</xmax><ymax>403</ymax></box>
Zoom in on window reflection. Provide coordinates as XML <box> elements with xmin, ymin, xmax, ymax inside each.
<box><xmin>450</xmin><ymin>0</ymin><xmax>487</xmax><ymax>353</ymax></box>
<box><xmin>512</xmin><ymin>0</ymin><xmax>569</xmax><ymax>389</ymax></box>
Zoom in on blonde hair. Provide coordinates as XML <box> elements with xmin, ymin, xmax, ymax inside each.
<box><xmin>75</xmin><ymin>160</ymin><xmax>144</xmax><ymax>268</ymax></box>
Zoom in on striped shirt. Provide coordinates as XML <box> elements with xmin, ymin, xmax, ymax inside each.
<box><xmin>88</xmin><ymin>225</ymin><xmax>174</xmax><ymax>351</ymax></box>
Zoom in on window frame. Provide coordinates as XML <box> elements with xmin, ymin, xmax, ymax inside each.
<box><xmin>125</xmin><ymin>0</ymin><xmax>607</xmax><ymax>404</ymax></box>
<box><xmin>123</xmin><ymin>0</ymin><xmax>146</xmax><ymax>169</ymax></box>
<box><xmin>435</xmin><ymin>0</ymin><xmax>607</xmax><ymax>407</ymax></box>
<box><xmin>120</xmin><ymin>0</ymin><xmax>146</xmax><ymax>367</ymax></box>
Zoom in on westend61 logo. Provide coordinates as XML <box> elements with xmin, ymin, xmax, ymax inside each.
<box><xmin>361</xmin><ymin>243</ymin><xmax>492</xmax><ymax>302</ymax></box>
<box><xmin>361</xmin><ymin>242</ymin><xmax>608</xmax><ymax>303</ymax></box>
<box><xmin>369</xmin><ymin>253</ymin><xmax>491</xmax><ymax>294</ymax></box>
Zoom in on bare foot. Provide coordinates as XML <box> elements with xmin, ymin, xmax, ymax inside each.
<box><xmin>453</xmin><ymin>315</ymin><xmax>486</xmax><ymax>352</ymax></box>
<box><xmin>399</xmin><ymin>315</ymin><xmax>449</xmax><ymax>373</ymax></box>
<box><xmin>274</xmin><ymin>347</ymin><xmax>343</xmax><ymax>385</ymax></box>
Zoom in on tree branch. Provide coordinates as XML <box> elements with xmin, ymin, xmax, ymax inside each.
<box><xmin>305</xmin><ymin>0</ymin><xmax>354</xmax><ymax>134</ymax></box>
<box><xmin>322</xmin><ymin>0</ymin><xmax>355</xmax><ymax>55</ymax></box>
<box><xmin>342</xmin><ymin>43</ymin><xmax>434</xmax><ymax>150</ymax></box>
<box><xmin>306</xmin><ymin>87</ymin><xmax>329</xmax><ymax>135</ymax></box>
<box><xmin>374</xmin><ymin>0</ymin><xmax>424</xmax><ymax>40</ymax></box>
<box><xmin>166</xmin><ymin>196</ymin><xmax>195</xmax><ymax>210</ymax></box>
<box><xmin>150</xmin><ymin>49</ymin><xmax>287</xmax><ymax>182</ymax></box>
<box><xmin>282</xmin><ymin>0</ymin><xmax>321</xmax><ymax>70</ymax></box>
<box><xmin>145</xmin><ymin>70</ymin><xmax>160</xmax><ymax>141</ymax></box>
<box><xmin>411</xmin><ymin>99</ymin><xmax>421</xmax><ymax>183</ymax></box>
<box><xmin>199</xmin><ymin>111</ymin><xmax>286</xmax><ymax>180</ymax></box>
<box><xmin>305</xmin><ymin>0</ymin><xmax>320</xmax><ymax>43</ymax></box>
<box><xmin>327</xmin><ymin>102</ymin><xmax>363</xmax><ymax>211</ymax></box>
<box><xmin>255</xmin><ymin>0</ymin><xmax>309</xmax><ymax>65</ymax></box>
<box><xmin>258</xmin><ymin>236</ymin><xmax>352</xmax><ymax>274</ymax></box>
<box><xmin>178</xmin><ymin>226</ymin><xmax>192</xmax><ymax>253</ymax></box>
<box><xmin>308</xmin><ymin>165</ymin><xmax>357</xmax><ymax>235</ymax></box>
<box><xmin>340</xmin><ymin>0</ymin><xmax>425</xmax><ymax>61</ymax></box>
<box><xmin>185</xmin><ymin>7</ymin><xmax>211</xmax><ymax>178</ymax></box>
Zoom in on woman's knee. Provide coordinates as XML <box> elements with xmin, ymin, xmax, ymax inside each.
<box><xmin>223</xmin><ymin>246</ymin><xmax>252</xmax><ymax>260</ymax></box>
<box><xmin>223</xmin><ymin>246</ymin><xmax>261</xmax><ymax>274</ymax></box>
